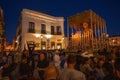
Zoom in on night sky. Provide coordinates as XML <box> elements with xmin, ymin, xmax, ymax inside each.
<box><xmin>0</xmin><ymin>0</ymin><xmax>120</xmax><ymax>43</ymax></box>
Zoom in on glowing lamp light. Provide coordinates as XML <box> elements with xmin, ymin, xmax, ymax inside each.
<box><xmin>113</xmin><ymin>40</ymin><xmax>115</xmax><ymax>42</ymax></box>
<box><xmin>15</xmin><ymin>40</ymin><xmax>18</xmax><ymax>43</ymax></box>
<box><xmin>41</xmin><ymin>35</ymin><xmax>43</xmax><ymax>38</ymax></box>
<box><xmin>45</xmin><ymin>34</ymin><xmax>52</xmax><ymax>39</ymax></box>
<box><xmin>35</xmin><ymin>34</ymin><xmax>40</xmax><ymax>38</ymax></box>
<box><xmin>106</xmin><ymin>34</ymin><xmax>109</xmax><ymax>37</ymax></box>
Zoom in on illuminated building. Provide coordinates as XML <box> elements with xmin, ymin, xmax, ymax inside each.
<box><xmin>15</xmin><ymin>9</ymin><xmax>67</xmax><ymax>51</ymax></box>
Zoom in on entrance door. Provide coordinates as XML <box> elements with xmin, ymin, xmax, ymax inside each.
<box><xmin>57</xmin><ymin>43</ymin><xmax>62</xmax><ymax>49</ymax></box>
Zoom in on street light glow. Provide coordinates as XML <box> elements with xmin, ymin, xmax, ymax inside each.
<box><xmin>41</xmin><ymin>35</ymin><xmax>43</xmax><ymax>38</ymax></box>
<box><xmin>45</xmin><ymin>34</ymin><xmax>52</xmax><ymax>39</ymax></box>
<box><xmin>113</xmin><ymin>40</ymin><xmax>115</xmax><ymax>42</ymax></box>
<box><xmin>15</xmin><ymin>40</ymin><xmax>18</xmax><ymax>43</ymax></box>
<box><xmin>34</xmin><ymin>34</ymin><xmax>40</xmax><ymax>38</ymax></box>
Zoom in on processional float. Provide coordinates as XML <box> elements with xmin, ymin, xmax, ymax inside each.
<box><xmin>67</xmin><ymin>9</ymin><xmax>108</xmax><ymax>51</ymax></box>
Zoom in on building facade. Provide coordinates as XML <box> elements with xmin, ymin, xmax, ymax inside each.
<box><xmin>109</xmin><ymin>35</ymin><xmax>120</xmax><ymax>47</ymax></box>
<box><xmin>0</xmin><ymin>8</ymin><xmax>5</xmax><ymax>53</ymax></box>
<box><xmin>15</xmin><ymin>9</ymin><xmax>67</xmax><ymax>51</ymax></box>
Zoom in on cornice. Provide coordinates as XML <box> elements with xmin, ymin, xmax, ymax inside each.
<box><xmin>22</xmin><ymin>9</ymin><xmax>64</xmax><ymax>22</ymax></box>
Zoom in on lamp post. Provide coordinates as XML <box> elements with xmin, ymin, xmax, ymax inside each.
<box><xmin>40</xmin><ymin>35</ymin><xmax>43</xmax><ymax>50</ymax></box>
<box><xmin>105</xmin><ymin>34</ymin><xmax>109</xmax><ymax>51</ymax></box>
<box><xmin>45</xmin><ymin>34</ymin><xmax>52</xmax><ymax>50</ymax></box>
<box><xmin>34</xmin><ymin>34</ymin><xmax>41</xmax><ymax>50</ymax></box>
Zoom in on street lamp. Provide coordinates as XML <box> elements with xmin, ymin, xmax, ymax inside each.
<box><xmin>45</xmin><ymin>34</ymin><xmax>52</xmax><ymax>50</ymax></box>
<box><xmin>15</xmin><ymin>40</ymin><xmax>19</xmax><ymax>51</ymax></box>
<box><xmin>40</xmin><ymin>35</ymin><xmax>43</xmax><ymax>50</ymax></box>
<box><xmin>34</xmin><ymin>34</ymin><xmax>41</xmax><ymax>50</ymax></box>
<box><xmin>105</xmin><ymin>34</ymin><xmax>109</xmax><ymax>51</ymax></box>
<box><xmin>62</xmin><ymin>37</ymin><xmax>65</xmax><ymax>49</ymax></box>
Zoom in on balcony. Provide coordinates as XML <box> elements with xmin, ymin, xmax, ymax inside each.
<box><xmin>28</xmin><ymin>29</ymin><xmax>35</xmax><ymax>33</ymax></box>
<box><xmin>41</xmin><ymin>30</ymin><xmax>46</xmax><ymax>34</ymax></box>
<box><xmin>56</xmin><ymin>32</ymin><xmax>62</xmax><ymax>35</ymax></box>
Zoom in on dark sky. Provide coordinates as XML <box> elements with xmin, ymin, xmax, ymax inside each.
<box><xmin>0</xmin><ymin>0</ymin><xmax>120</xmax><ymax>43</ymax></box>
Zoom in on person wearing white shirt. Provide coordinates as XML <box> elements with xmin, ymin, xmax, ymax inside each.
<box><xmin>53</xmin><ymin>50</ymin><xmax>61</xmax><ymax>71</ymax></box>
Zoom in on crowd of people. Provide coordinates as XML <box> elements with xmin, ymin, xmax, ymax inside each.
<box><xmin>0</xmin><ymin>47</ymin><xmax>120</xmax><ymax>80</ymax></box>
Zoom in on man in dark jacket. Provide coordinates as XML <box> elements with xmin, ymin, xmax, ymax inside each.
<box><xmin>37</xmin><ymin>53</ymin><xmax>49</xmax><ymax>80</ymax></box>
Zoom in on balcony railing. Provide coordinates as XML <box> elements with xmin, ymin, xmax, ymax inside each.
<box><xmin>56</xmin><ymin>32</ymin><xmax>62</xmax><ymax>35</ymax></box>
<box><xmin>41</xmin><ymin>30</ymin><xmax>46</xmax><ymax>34</ymax></box>
<box><xmin>28</xmin><ymin>29</ymin><xmax>35</xmax><ymax>33</ymax></box>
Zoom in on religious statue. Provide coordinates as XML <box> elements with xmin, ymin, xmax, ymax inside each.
<box><xmin>82</xmin><ymin>22</ymin><xmax>93</xmax><ymax>50</ymax></box>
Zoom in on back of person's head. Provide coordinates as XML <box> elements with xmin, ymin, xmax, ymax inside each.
<box><xmin>39</xmin><ymin>52</ymin><xmax>46</xmax><ymax>61</ymax></box>
<box><xmin>91</xmin><ymin>57</ymin><xmax>98</xmax><ymax>63</ymax></box>
<box><xmin>55</xmin><ymin>50</ymin><xmax>59</xmax><ymax>55</ymax></box>
<box><xmin>83</xmin><ymin>57</ymin><xmax>91</xmax><ymax>64</ymax></box>
<box><xmin>97</xmin><ymin>59</ymin><xmax>104</xmax><ymax>68</ymax></box>
<box><xmin>67</xmin><ymin>55</ymin><xmax>76</xmax><ymax>64</ymax></box>
<box><xmin>44</xmin><ymin>66</ymin><xmax>57</xmax><ymax>80</ymax></box>
<box><xmin>103</xmin><ymin>62</ymin><xmax>113</xmax><ymax>74</ymax></box>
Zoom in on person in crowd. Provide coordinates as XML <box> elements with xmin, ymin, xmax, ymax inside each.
<box><xmin>10</xmin><ymin>59</ymin><xmax>19</xmax><ymax>80</ymax></box>
<box><xmin>19</xmin><ymin>58</ymin><xmax>29</xmax><ymax>80</ymax></box>
<box><xmin>91</xmin><ymin>57</ymin><xmax>98</xmax><ymax>69</ymax></box>
<box><xmin>94</xmin><ymin>59</ymin><xmax>105</xmax><ymax>80</ymax></box>
<box><xmin>53</xmin><ymin>50</ymin><xmax>61</xmax><ymax>70</ymax></box>
<box><xmin>27</xmin><ymin>57</ymin><xmax>35</xmax><ymax>80</ymax></box>
<box><xmin>60</xmin><ymin>54</ymin><xmax>68</xmax><ymax>69</ymax></box>
<box><xmin>21</xmin><ymin>50</ymin><xmax>29</xmax><ymax>60</ymax></box>
<box><xmin>44</xmin><ymin>66</ymin><xmax>58</xmax><ymax>80</ymax></box>
<box><xmin>75</xmin><ymin>55</ymin><xmax>83</xmax><ymax>71</ymax></box>
<box><xmin>103</xmin><ymin>62</ymin><xmax>116</xmax><ymax>80</ymax></box>
<box><xmin>109</xmin><ymin>53</ymin><xmax>116</xmax><ymax>71</ymax></box>
<box><xmin>1</xmin><ymin>61</ymin><xmax>17</xmax><ymax>80</ymax></box>
<box><xmin>59</xmin><ymin>55</ymin><xmax>86</xmax><ymax>80</ymax></box>
<box><xmin>7</xmin><ymin>53</ymin><xmax>13</xmax><ymax>65</ymax></box>
<box><xmin>14</xmin><ymin>51</ymin><xmax>22</xmax><ymax>63</ymax></box>
<box><xmin>114</xmin><ymin>58</ymin><xmax>120</xmax><ymax>79</ymax></box>
<box><xmin>81</xmin><ymin>57</ymin><xmax>93</xmax><ymax>77</ymax></box>
<box><xmin>37</xmin><ymin>52</ymin><xmax>49</xmax><ymax>80</ymax></box>
<box><xmin>2</xmin><ymin>53</ymin><xmax>8</xmax><ymax>63</ymax></box>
